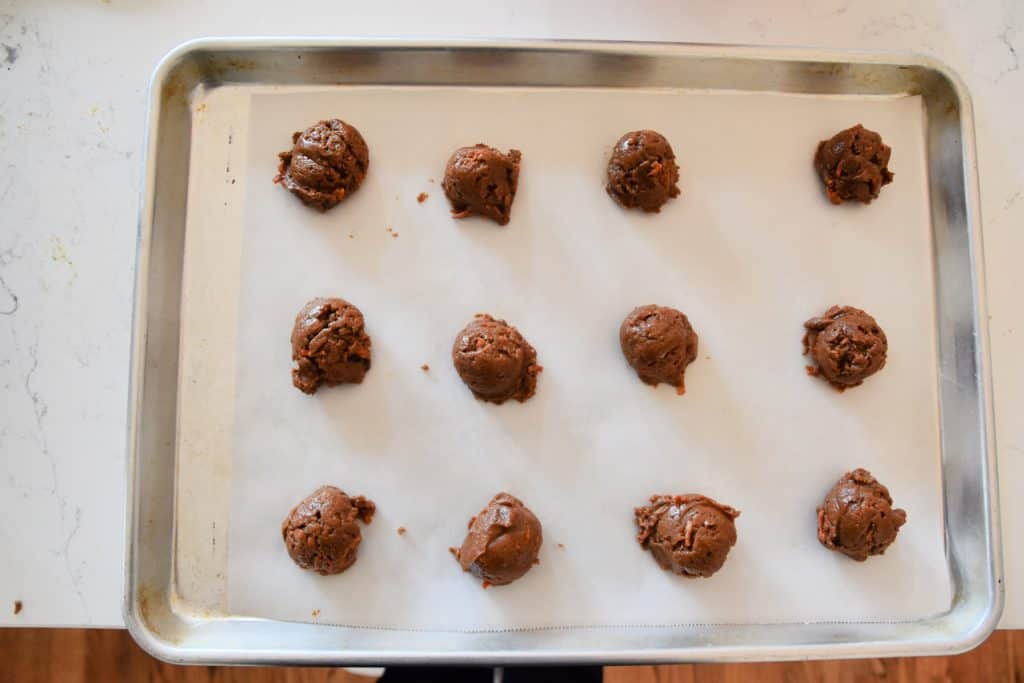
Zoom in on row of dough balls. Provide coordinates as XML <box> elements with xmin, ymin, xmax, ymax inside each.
<box><xmin>273</xmin><ymin>119</ymin><xmax>895</xmax><ymax>220</ymax></box>
<box><xmin>282</xmin><ymin>469</ymin><xmax>907</xmax><ymax>585</ymax></box>
<box><xmin>290</xmin><ymin>298</ymin><xmax>889</xmax><ymax>398</ymax></box>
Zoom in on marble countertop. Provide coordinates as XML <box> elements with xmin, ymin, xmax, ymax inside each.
<box><xmin>0</xmin><ymin>0</ymin><xmax>1020</xmax><ymax>629</ymax></box>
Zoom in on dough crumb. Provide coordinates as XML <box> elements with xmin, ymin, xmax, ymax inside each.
<box><xmin>348</xmin><ymin>233</ymin><xmax>355</xmax><ymax>239</ymax></box>
<box><xmin>417</xmin><ymin>192</ymin><xmax>429</xmax><ymax>203</ymax></box>
<box><xmin>397</xmin><ymin>526</ymin><xmax>407</xmax><ymax>536</ymax></box>
<box><xmin>312</xmin><ymin>609</ymin><xmax>321</xmax><ymax>618</ymax></box>
<box><xmin>13</xmin><ymin>601</ymin><xmax>22</xmax><ymax>615</ymax></box>
<box><xmin>386</xmin><ymin>227</ymin><xmax>399</xmax><ymax>238</ymax></box>
<box><xmin>420</xmin><ymin>364</ymin><xmax>430</xmax><ymax>372</ymax></box>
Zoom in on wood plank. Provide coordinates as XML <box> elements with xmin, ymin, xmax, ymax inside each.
<box><xmin>606</xmin><ymin>631</ymin><xmax>1018</xmax><ymax>683</ymax></box>
<box><xmin>0</xmin><ymin>629</ymin><xmax>1019</xmax><ymax>682</ymax></box>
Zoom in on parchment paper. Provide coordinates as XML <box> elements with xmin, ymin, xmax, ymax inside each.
<box><xmin>227</xmin><ymin>86</ymin><xmax>950</xmax><ymax>630</ymax></box>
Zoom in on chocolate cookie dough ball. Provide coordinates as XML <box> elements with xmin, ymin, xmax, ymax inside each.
<box><xmin>454</xmin><ymin>493</ymin><xmax>543</xmax><ymax>587</ymax></box>
<box><xmin>442</xmin><ymin>144</ymin><xmax>522</xmax><ymax>225</ymax></box>
<box><xmin>281</xmin><ymin>485</ymin><xmax>376</xmax><ymax>575</ymax></box>
<box><xmin>619</xmin><ymin>305</ymin><xmax>699</xmax><ymax>394</ymax></box>
<box><xmin>814</xmin><ymin>124</ymin><xmax>893</xmax><ymax>204</ymax></box>
<box><xmin>606</xmin><ymin>129</ymin><xmax>681</xmax><ymax>212</ymax></box>
<box><xmin>634</xmin><ymin>494</ymin><xmax>740</xmax><ymax>578</ymax></box>
<box><xmin>817</xmin><ymin>469</ymin><xmax>906</xmax><ymax>561</ymax></box>
<box><xmin>291</xmin><ymin>297</ymin><xmax>372</xmax><ymax>394</ymax></box>
<box><xmin>803</xmin><ymin>305</ymin><xmax>887</xmax><ymax>390</ymax></box>
<box><xmin>275</xmin><ymin>119</ymin><xmax>369</xmax><ymax>211</ymax></box>
<box><xmin>452</xmin><ymin>314</ymin><xmax>540</xmax><ymax>404</ymax></box>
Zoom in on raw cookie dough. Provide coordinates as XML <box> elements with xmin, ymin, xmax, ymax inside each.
<box><xmin>817</xmin><ymin>469</ymin><xmax>906</xmax><ymax>561</ymax></box>
<box><xmin>634</xmin><ymin>494</ymin><xmax>740</xmax><ymax>578</ymax></box>
<box><xmin>274</xmin><ymin>119</ymin><xmax>369</xmax><ymax>211</ymax></box>
<box><xmin>291</xmin><ymin>297</ymin><xmax>372</xmax><ymax>394</ymax></box>
<box><xmin>619</xmin><ymin>304</ymin><xmax>698</xmax><ymax>393</ymax></box>
<box><xmin>281</xmin><ymin>485</ymin><xmax>376</xmax><ymax>575</ymax></box>
<box><xmin>606</xmin><ymin>129</ymin><xmax>681</xmax><ymax>212</ymax></box>
<box><xmin>814</xmin><ymin>123</ymin><xmax>893</xmax><ymax>204</ymax></box>
<box><xmin>454</xmin><ymin>492</ymin><xmax>543</xmax><ymax>587</ymax></box>
<box><xmin>803</xmin><ymin>305</ymin><xmax>887</xmax><ymax>390</ymax></box>
<box><xmin>442</xmin><ymin>144</ymin><xmax>522</xmax><ymax>225</ymax></box>
<box><xmin>452</xmin><ymin>314</ymin><xmax>540</xmax><ymax>404</ymax></box>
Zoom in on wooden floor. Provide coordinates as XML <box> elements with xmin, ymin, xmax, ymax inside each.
<box><xmin>1</xmin><ymin>629</ymin><xmax>1022</xmax><ymax>682</ymax></box>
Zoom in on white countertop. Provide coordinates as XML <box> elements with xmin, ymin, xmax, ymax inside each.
<box><xmin>0</xmin><ymin>0</ymin><xmax>1020</xmax><ymax>630</ymax></box>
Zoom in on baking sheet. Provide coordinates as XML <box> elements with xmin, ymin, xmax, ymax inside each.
<box><xmin>227</xmin><ymin>86</ymin><xmax>950</xmax><ymax>630</ymax></box>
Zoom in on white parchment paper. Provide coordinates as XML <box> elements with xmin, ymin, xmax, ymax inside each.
<box><xmin>227</xmin><ymin>86</ymin><xmax>950</xmax><ymax>630</ymax></box>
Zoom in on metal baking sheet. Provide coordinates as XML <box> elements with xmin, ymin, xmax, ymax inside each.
<box><xmin>124</xmin><ymin>39</ymin><xmax>1001</xmax><ymax>665</ymax></box>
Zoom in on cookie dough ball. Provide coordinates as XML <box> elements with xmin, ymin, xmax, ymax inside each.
<box><xmin>606</xmin><ymin>129</ymin><xmax>681</xmax><ymax>212</ymax></box>
<box><xmin>634</xmin><ymin>494</ymin><xmax>740</xmax><ymax>578</ymax></box>
<box><xmin>817</xmin><ymin>469</ymin><xmax>906</xmax><ymax>561</ymax></box>
<box><xmin>291</xmin><ymin>297</ymin><xmax>372</xmax><ymax>394</ymax></box>
<box><xmin>803</xmin><ymin>305</ymin><xmax>887</xmax><ymax>390</ymax></box>
<box><xmin>275</xmin><ymin>119</ymin><xmax>369</xmax><ymax>211</ymax></box>
<box><xmin>281</xmin><ymin>485</ymin><xmax>376</xmax><ymax>575</ymax></box>
<box><xmin>454</xmin><ymin>493</ymin><xmax>543</xmax><ymax>587</ymax></box>
<box><xmin>442</xmin><ymin>144</ymin><xmax>522</xmax><ymax>225</ymax></box>
<box><xmin>814</xmin><ymin>124</ymin><xmax>893</xmax><ymax>204</ymax></box>
<box><xmin>452</xmin><ymin>314</ymin><xmax>540</xmax><ymax>404</ymax></box>
<box><xmin>619</xmin><ymin>305</ymin><xmax>699</xmax><ymax>393</ymax></box>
